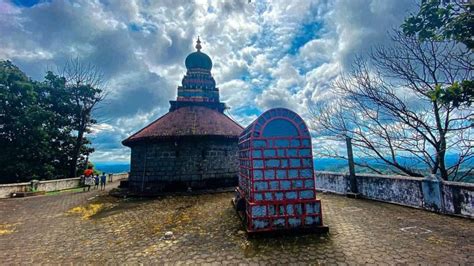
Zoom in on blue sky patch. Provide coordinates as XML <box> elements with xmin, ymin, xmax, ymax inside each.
<box><xmin>128</xmin><ymin>23</ymin><xmax>141</xmax><ymax>32</ymax></box>
<box><xmin>289</xmin><ymin>22</ymin><xmax>323</xmax><ymax>55</ymax></box>
<box><xmin>12</xmin><ymin>0</ymin><xmax>46</xmax><ymax>7</ymax></box>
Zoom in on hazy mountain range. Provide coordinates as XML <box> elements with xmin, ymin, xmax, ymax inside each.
<box><xmin>95</xmin><ymin>154</ymin><xmax>473</xmax><ymax>183</ymax></box>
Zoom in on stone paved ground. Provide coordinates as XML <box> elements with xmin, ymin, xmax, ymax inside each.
<box><xmin>0</xmin><ymin>183</ymin><xmax>473</xmax><ymax>264</ymax></box>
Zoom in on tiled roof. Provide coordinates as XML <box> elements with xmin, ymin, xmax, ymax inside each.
<box><xmin>122</xmin><ymin>106</ymin><xmax>243</xmax><ymax>145</ymax></box>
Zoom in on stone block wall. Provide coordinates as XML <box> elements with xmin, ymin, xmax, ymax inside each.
<box><xmin>0</xmin><ymin>173</ymin><xmax>129</xmax><ymax>198</ymax></box>
<box><xmin>316</xmin><ymin>171</ymin><xmax>350</xmax><ymax>194</ymax></box>
<box><xmin>356</xmin><ymin>173</ymin><xmax>424</xmax><ymax>207</ymax></box>
<box><xmin>0</xmin><ymin>182</ymin><xmax>31</xmax><ymax>198</ymax></box>
<box><xmin>37</xmin><ymin>178</ymin><xmax>81</xmax><ymax>192</ymax></box>
<box><xmin>0</xmin><ymin>178</ymin><xmax>81</xmax><ymax>198</ymax></box>
<box><xmin>442</xmin><ymin>181</ymin><xmax>474</xmax><ymax>218</ymax></box>
<box><xmin>316</xmin><ymin>171</ymin><xmax>473</xmax><ymax>219</ymax></box>
<box><xmin>128</xmin><ymin>138</ymin><xmax>239</xmax><ymax>193</ymax></box>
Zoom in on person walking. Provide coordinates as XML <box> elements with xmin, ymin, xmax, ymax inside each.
<box><xmin>100</xmin><ymin>172</ymin><xmax>107</xmax><ymax>191</ymax></box>
<box><xmin>83</xmin><ymin>166</ymin><xmax>94</xmax><ymax>192</ymax></box>
<box><xmin>84</xmin><ymin>175</ymin><xmax>93</xmax><ymax>191</ymax></box>
<box><xmin>80</xmin><ymin>175</ymin><xmax>85</xmax><ymax>189</ymax></box>
<box><xmin>94</xmin><ymin>174</ymin><xmax>99</xmax><ymax>190</ymax></box>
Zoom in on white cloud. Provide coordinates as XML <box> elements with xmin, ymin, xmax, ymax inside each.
<box><xmin>90</xmin><ymin>123</ymin><xmax>115</xmax><ymax>135</ymax></box>
<box><xmin>0</xmin><ymin>0</ymin><xmax>418</xmax><ymax>161</ymax></box>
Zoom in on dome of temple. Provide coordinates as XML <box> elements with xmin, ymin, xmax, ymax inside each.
<box><xmin>184</xmin><ymin>37</ymin><xmax>212</xmax><ymax>70</ymax></box>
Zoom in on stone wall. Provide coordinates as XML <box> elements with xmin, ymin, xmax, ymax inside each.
<box><xmin>0</xmin><ymin>181</ymin><xmax>32</xmax><ymax>199</ymax></box>
<box><xmin>316</xmin><ymin>172</ymin><xmax>350</xmax><ymax>194</ymax></box>
<box><xmin>37</xmin><ymin>178</ymin><xmax>81</xmax><ymax>192</ymax></box>
<box><xmin>442</xmin><ymin>181</ymin><xmax>474</xmax><ymax>218</ymax></box>
<box><xmin>0</xmin><ymin>173</ymin><xmax>129</xmax><ymax>198</ymax></box>
<box><xmin>108</xmin><ymin>173</ymin><xmax>129</xmax><ymax>183</ymax></box>
<box><xmin>357</xmin><ymin>173</ymin><xmax>424</xmax><ymax>208</ymax></box>
<box><xmin>128</xmin><ymin>138</ymin><xmax>239</xmax><ymax>193</ymax></box>
<box><xmin>316</xmin><ymin>171</ymin><xmax>473</xmax><ymax>219</ymax></box>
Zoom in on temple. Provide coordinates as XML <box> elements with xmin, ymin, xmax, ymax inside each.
<box><xmin>122</xmin><ymin>38</ymin><xmax>243</xmax><ymax>194</ymax></box>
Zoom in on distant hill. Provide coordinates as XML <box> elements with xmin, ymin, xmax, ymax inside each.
<box><xmin>93</xmin><ymin>155</ymin><xmax>473</xmax><ymax>183</ymax></box>
<box><xmin>315</xmin><ymin>155</ymin><xmax>473</xmax><ymax>183</ymax></box>
<box><xmin>93</xmin><ymin>162</ymin><xmax>130</xmax><ymax>174</ymax></box>
<box><xmin>314</xmin><ymin>158</ymin><xmax>348</xmax><ymax>172</ymax></box>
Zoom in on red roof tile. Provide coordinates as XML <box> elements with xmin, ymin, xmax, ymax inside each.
<box><xmin>123</xmin><ymin>106</ymin><xmax>243</xmax><ymax>145</ymax></box>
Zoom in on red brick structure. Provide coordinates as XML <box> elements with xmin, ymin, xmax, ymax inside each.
<box><xmin>234</xmin><ymin>108</ymin><xmax>327</xmax><ymax>233</ymax></box>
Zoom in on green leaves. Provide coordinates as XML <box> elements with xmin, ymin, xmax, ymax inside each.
<box><xmin>403</xmin><ymin>0</ymin><xmax>473</xmax><ymax>109</ymax></box>
<box><xmin>0</xmin><ymin>60</ymin><xmax>98</xmax><ymax>183</ymax></box>
<box><xmin>428</xmin><ymin>82</ymin><xmax>473</xmax><ymax>108</ymax></box>
<box><xmin>402</xmin><ymin>0</ymin><xmax>474</xmax><ymax>50</ymax></box>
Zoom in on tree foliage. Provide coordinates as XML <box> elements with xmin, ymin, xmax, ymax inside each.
<box><xmin>402</xmin><ymin>0</ymin><xmax>474</xmax><ymax>49</ymax></box>
<box><xmin>402</xmin><ymin>0</ymin><xmax>473</xmax><ymax>108</ymax></box>
<box><xmin>0</xmin><ymin>60</ymin><xmax>104</xmax><ymax>183</ymax></box>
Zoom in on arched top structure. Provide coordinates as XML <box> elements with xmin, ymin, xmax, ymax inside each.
<box><xmin>240</xmin><ymin>108</ymin><xmax>311</xmax><ymax>142</ymax></box>
<box><xmin>236</xmin><ymin>108</ymin><xmax>324</xmax><ymax>233</ymax></box>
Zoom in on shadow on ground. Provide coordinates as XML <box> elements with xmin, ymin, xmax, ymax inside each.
<box><xmin>0</xmin><ymin>188</ymin><xmax>472</xmax><ymax>264</ymax></box>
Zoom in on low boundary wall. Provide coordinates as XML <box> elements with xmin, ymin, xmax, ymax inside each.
<box><xmin>316</xmin><ymin>171</ymin><xmax>473</xmax><ymax>219</ymax></box>
<box><xmin>0</xmin><ymin>173</ymin><xmax>129</xmax><ymax>199</ymax></box>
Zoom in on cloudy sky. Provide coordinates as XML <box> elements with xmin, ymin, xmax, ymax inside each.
<box><xmin>1</xmin><ymin>0</ymin><xmax>418</xmax><ymax>162</ymax></box>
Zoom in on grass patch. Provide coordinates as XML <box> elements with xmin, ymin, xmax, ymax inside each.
<box><xmin>67</xmin><ymin>203</ymin><xmax>104</xmax><ymax>219</ymax></box>
<box><xmin>46</xmin><ymin>187</ymin><xmax>84</xmax><ymax>196</ymax></box>
<box><xmin>0</xmin><ymin>223</ymin><xmax>19</xmax><ymax>235</ymax></box>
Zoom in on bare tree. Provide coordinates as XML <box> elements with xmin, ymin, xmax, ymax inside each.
<box><xmin>58</xmin><ymin>58</ymin><xmax>107</xmax><ymax>177</ymax></box>
<box><xmin>312</xmin><ymin>31</ymin><xmax>473</xmax><ymax>181</ymax></box>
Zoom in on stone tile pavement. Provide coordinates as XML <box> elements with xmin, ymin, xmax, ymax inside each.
<box><xmin>0</xmin><ymin>183</ymin><xmax>472</xmax><ymax>264</ymax></box>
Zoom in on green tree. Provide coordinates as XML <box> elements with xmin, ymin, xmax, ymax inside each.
<box><xmin>402</xmin><ymin>0</ymin><xmax>473</xmax><ymax>49</ymax></box>
<box><xmin>402</xmin><ymin>0</ymin><xmax>473</xmax><ymax>107</ymax></box>
<box><xmin>0</xmin><ymin>61</ymin><xmax>56</xmax><ymax>182</ymax></box>
<box><xmin>0</xmin><ymin>60</ymin><xmax>103</xmax><ymax>183</ymax></box>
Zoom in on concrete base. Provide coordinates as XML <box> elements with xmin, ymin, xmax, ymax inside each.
<box><xmin>128</xmin><ymin>177</ymin><xmax>238</xmax><ymax>195</ymax></box>
<box><xmin>11</xmin><ymin>191</ymin><xmax>46</xmax><ymax>198</ymax></box>
<box><xmin>119</xmin><ymin>180</ymin><xmax>129</xmax><ymax>188</ymax></box>
<box><xmin>110</xmin><ymin>186</ymin><xmax>235</xmax><ymax>198</ymax></box>
<box><xmin>346</xmin><ymin>192</ymin><xmax>361</xmax><ymax>199</ymax></box>
<box><xmin>231</xmin><ymin>198</ymin><xmax>329</xmax><ymax>237</ymax></box>
<box><xmin>246</xmin><ymin>225</ymin><xmax>329</xmax><ymax>238</ymax></box>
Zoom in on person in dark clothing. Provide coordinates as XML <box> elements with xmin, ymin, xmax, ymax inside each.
<box><xmin>100</xmin><ymin>172</ymin><xmax>107</xmax><ymax>190</ymax></box>
<box><xmin>94</xmin><ymin>174</ymin><xmax>99</xmax><ymax>190</ymax></box>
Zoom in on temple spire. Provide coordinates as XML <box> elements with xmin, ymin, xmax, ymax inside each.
<box><xmin>195</xmin><ymin>36</ymin><xmax>202</xmax><ymax>51</ymax></box>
